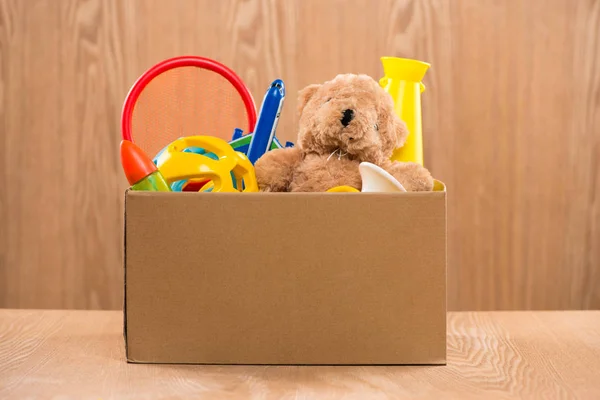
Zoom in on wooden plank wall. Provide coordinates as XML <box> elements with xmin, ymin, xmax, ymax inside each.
<box><xmin>0</xmin><ymin>0</ymin><xmax>599</xmax><ymax>310</ymax></box>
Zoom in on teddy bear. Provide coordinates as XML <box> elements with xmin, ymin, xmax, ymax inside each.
<box><xmin>255</xmin><ymin>73</ymin><xmax>434</xmax><ymax>192</ymax></box>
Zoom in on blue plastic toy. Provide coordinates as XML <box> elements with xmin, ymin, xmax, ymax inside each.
<box><xmin>246</xmin><ymin>79</ymin><xmax>286</xmax><ymax>164</ymax></box>
<box><xmin>229</xmin><ymin>133</ymin><xmax>293</xmax><ymax>155</ymax></box>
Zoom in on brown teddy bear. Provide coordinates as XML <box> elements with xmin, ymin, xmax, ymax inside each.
<box><xmin>255</xmin><ymin>73</ymin><xmax>434</xmax><ymax>192</ymax></box>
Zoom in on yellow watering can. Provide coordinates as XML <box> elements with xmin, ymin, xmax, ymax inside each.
<box><xmin>379</xmin><ymin>57</ymin><xmax>430</xmax><ymax>166</ymax></box>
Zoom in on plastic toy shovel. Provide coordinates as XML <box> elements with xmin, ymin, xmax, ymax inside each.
<box><xmin>326</xmin><ymin>162</ymin><xmax>407</xmax><ymax>193</ymax></box>
<box><xmin>359</xmin><ymin>162</ymin><xmax>407</xmax><ymax>192</ymax></box>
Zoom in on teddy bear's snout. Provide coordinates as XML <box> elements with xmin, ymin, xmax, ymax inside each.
<box><xmin>340</xmin><ymin>109</ymin><xmax>355</xmax><ymax>127</ymax></box>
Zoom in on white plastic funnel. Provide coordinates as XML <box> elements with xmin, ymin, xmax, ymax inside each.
<box><xmin>359</xmin><ymin>162</ymin><xmax>407</xmax><ymax>192</ymax></box>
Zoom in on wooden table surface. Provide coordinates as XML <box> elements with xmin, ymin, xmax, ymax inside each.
<box><xmin>1</xmin><ymin>310</ymin><xmax>599</xmax><ymax>399</ymax></box>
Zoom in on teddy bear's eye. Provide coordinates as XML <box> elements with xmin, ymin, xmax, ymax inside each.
<box><xmin>325</xmin><ymin>98</ymin><xmax>331</xmax><ymax>103</ymax></box>
<box><xmin>374</xmin><ymin>123</ymin><xmax>379</xmax><ymax>131</ymax></box>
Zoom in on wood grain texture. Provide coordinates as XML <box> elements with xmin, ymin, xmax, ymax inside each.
<box><xmin>1</xmin><ymin>310</ymin><xmax>600</xmax><ymax>399</ymax></box>
<box><xmin>0</xmin><ymin>0</ymin><xmax>599</xmax><ymax>310</ymax></box>
<box><xmin>0</xmin><ymin>0</ymin><xmax>131</xmax><ymax>310</ymax></box>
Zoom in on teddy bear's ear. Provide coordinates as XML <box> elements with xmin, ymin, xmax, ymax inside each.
<box><xmin>297</xmin><ymin>84</ymin><xmax>321</xmax><ymax>115</ymax></box>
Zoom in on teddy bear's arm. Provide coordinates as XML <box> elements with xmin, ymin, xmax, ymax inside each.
<box><xmin>255</xmin><ymin>147</ymin><xmax>303</xmax><ymax>192</ymax></box>
<box><xmin>385</xmin><ymin>161</ymin><xmax>434</xmax><ymax>192</ymax></box>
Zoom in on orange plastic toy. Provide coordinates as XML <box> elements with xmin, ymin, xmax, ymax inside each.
<box><xmin>120</xmin><ymin>140</ymin><xmax>171</xmax><ymax>192</ymax></box>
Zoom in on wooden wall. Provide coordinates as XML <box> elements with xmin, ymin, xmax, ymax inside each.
<box><xmin>1</xmin><ymin>0</ymin><xmax>599</xmax><ymax>310</ymax></box>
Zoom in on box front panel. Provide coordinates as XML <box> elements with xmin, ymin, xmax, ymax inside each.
<box><xmin>125</xmin><ymin>191</ymin><xmax>446</xmax><ymax>364</ymax></box>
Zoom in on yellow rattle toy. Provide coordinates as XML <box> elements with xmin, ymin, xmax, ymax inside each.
<box><xmin>154</xmin><ymin>136</ymin><xmax>258</xmax><ymax>192</ymax></box>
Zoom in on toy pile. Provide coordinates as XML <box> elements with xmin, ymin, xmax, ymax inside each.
<box><xmin>119</xmin><ymin>56</ymin><xmax>434</xmax><ymax>194</ymax></box>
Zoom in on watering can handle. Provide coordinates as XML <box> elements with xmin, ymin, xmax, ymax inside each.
<box><xmin>379</xmin><ymin>77</ymin><xmax>390</xmax><ymax>89</ymax></box>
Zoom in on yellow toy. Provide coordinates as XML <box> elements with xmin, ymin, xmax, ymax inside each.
<box><xmin>155</xmin><ymin>136</ymin><xmax>258</xmax><ymax>193</ymax></box>
<box><xmin>326</xmin><ymin>185</ymin><xmax>360</xmax><ymax>193</ymax></box>
<box><xmin>379</xmin><ymin>57</ymin><xmax>430</xmax><ymax>166</ymax></box>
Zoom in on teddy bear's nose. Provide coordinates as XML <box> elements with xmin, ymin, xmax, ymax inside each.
<box><xmin>341</xmin><ymin>109</ymin><xmax>354</xmax><ymax>127</ymax></box>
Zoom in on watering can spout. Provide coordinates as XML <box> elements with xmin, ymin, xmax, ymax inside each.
<box><xmin>381</xmin><ymin>57</ymin><xmax>430</xmax><ymax>83</ymax></box>
<box><xmin>379</xmin><ymin>57</ymin><xmax>430</xmax><ymax>165</ymax></box>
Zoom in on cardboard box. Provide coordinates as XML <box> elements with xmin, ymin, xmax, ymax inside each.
<box><xmin>124</xmin><ymin>185</ymin><xmax>447</xmax><ymax>365</ymax></box>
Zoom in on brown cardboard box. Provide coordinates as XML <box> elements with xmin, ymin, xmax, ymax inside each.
<box><xmin>124</xmin><ymin>186</ymin><xmax>447</xmax><ymax>365</ymax></box>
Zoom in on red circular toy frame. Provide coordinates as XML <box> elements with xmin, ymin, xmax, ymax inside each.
<box><xmin>121</xmin><ymin>55</ymin><xmax>257</xmax><ymax>142</ymax></box>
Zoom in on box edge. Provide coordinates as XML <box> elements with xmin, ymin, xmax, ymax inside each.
<box><xmin>123</xmin><ymin>188</ymin><xmax>130</xmax><ymax>362</ymax></box>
